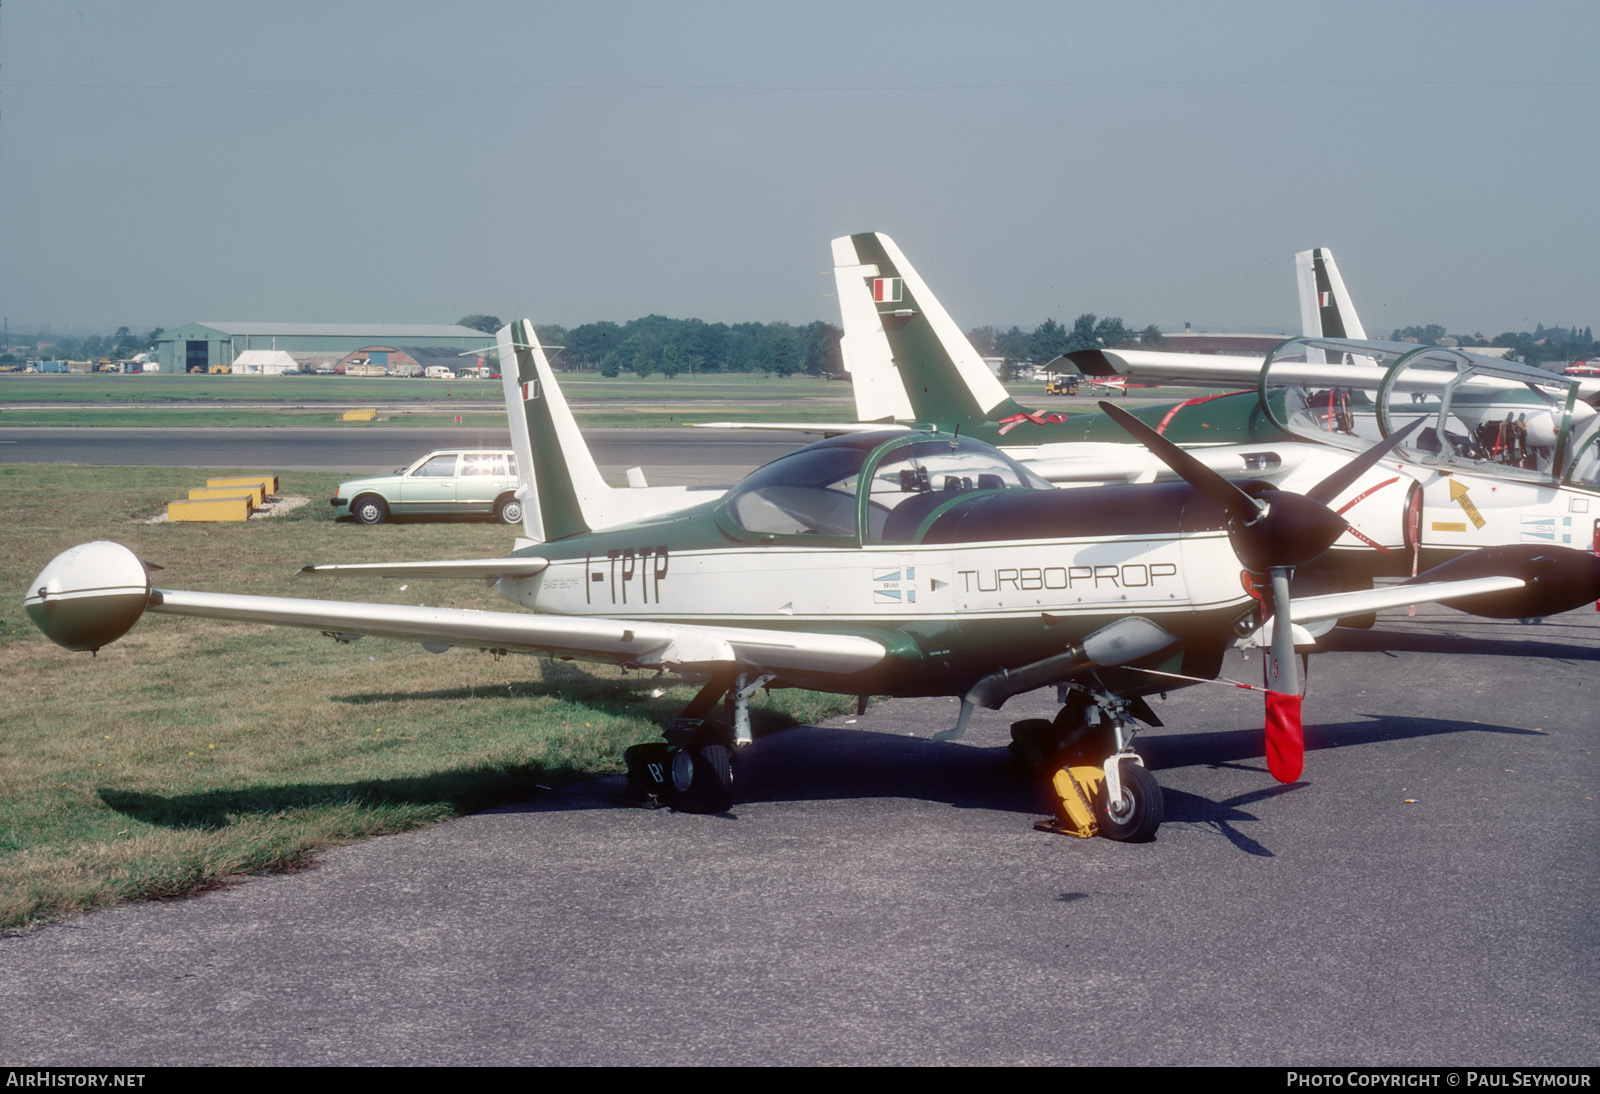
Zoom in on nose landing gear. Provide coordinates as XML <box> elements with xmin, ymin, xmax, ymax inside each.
<box><xmin>1017</xmin><ymin>686</ymin><xmax>1164</xmax><ymax>842</ymax></box>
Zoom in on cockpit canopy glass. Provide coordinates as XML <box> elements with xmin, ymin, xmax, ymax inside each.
<box><xmin>721</xmin><ymin>432</ymin><xmax>1051</xmax><ymax>542</ymax></box>
<box><xmin>864</xmin><ymin>437</ymin><xmax>1051</xmax><ymax>542</ymax></box>
<box><xmin>1263</xmin><ymin>337</ymin><xmax>1599</xmax><ymax>485</ymax></box>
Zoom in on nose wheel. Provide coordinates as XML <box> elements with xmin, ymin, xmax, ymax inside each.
<box><xmin>1092</xmin><ymin>762</ymin><xmax>1163</xmax><ymax>842</ymax></box>
<box><xmin>1021</xmin><ymin>686</ymin><xmax>1165</xmax><ymax>842</ymax></box>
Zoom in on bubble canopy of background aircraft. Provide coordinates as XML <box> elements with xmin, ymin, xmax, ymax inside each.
<box><xmin>1259</xmin><ymin>336</ymin><xmax>1599</xmax><ymax>485</ymax></box>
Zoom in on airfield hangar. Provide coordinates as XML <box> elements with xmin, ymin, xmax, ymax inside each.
<box><xmin>156</xmin><ymin>322</ymin><xmax>495</xmax><ymax>375</ymax></box>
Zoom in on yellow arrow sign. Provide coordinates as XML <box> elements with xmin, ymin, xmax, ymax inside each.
<box><xmin>1447</xmin><ymin>477</ymin><xmax>1486</xmax><ymax>529</ymax></box>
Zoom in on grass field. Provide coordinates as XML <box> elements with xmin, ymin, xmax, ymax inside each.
<box><xmin>0</xmin><ymin>464</ymin><xmax>852</xmax><ymax>932</ymax></box>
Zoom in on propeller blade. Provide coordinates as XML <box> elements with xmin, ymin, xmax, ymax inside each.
<box><xmin>1097</xmin><ymin>400</ymin><xmax>1346</xmax><ymax>572</ymax></box>
<box><xmin>1263</xmin><ymin>566</ymin><xmax>1304</xmax><ymax>782</ymax></box>
<box><xmin>1304</xmin><ymin>416</ymin><xmax>1426</xmax><ymax>506</ymax></box>
<box><xmin>1264</xmin><ymin>691</ymin><xmax>1304</xmax><ymax>782</ymax></box>
<box><xmin>1099</xmin><ymin>405</ymin><xmax>1424</xmax><ymax>786</ymax></box>
<box><xmin>1095</xmin><ymin>401</ymin><xmax>1263</xmax><ymax>526</ymax></box>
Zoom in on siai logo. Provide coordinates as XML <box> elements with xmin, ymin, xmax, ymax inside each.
<box><xmin>872</xmin><ymin>567</ymin><xmax>916</xmax><ymax>604</ymax></box>
<box><xmin>1519</xmin><ymin>515</ymin><xmax>1574</xmax><ymax>544</ymax></box>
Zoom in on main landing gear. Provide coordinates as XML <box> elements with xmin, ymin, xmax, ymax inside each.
<box><xmin>623</xmin><ymin>670</ymin><xmax>774</xmax><ymax>814</ymax></box>
<box><xmin>1011</xmin><ymin>686</ymin><xmax>1164</xmax><ymax>842</ymax></box>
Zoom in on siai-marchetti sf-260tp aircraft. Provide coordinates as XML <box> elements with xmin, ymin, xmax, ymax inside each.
<box><xmin>24</xmin><ymin>321</ymin><xmax>1600</xmax><ymax>841</ymax></box>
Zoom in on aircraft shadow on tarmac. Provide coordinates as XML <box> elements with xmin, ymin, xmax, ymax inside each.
<box><xmin>96</xmin><ymin>709</ymin><xmax>1542</xmax><ymax>861</ymax></box>
<box><xmin>1319</xmin><ymin>621</ymin><xmax>1600</xmax><ymax>661</ymax></box>
<box><xmin>97</xmin><ymin>763</ymin><xmax>552</xmax><ymax>834</ymax></box>
<box><xmin>1141</xmin><ymin>713</ymin><xmax>1544</xmax><ymax>773</ymax></box>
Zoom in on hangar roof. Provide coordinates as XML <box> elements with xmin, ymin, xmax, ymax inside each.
<box><xmin>193</xmin><ymin>322</ymin><xmax>489</xmax><ymax>338</ymax></box>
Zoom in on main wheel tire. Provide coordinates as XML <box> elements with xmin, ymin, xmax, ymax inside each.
<box><xmin>495</xmin><ymin>495</ymin><xmax>524</xmax><ymax>525</ymax></box>
<box><xmin>1008</xmin><ymin>718</ymin><xmax>1059</xmax><ymax>775</ymax></box>
<box><xmin>665</xmin><ymin>744</ymin><xmax>733</xmax><ymax>814</ymax></box>
<box><xmin>352</xmin><ymin>495</ymin><xmax>389</xmax><ymax>525</ymax></box>
<box><xmin>1097</xmin><ymin>763</ymin><xmax>1163</xmax><ymax>843</ymax></box>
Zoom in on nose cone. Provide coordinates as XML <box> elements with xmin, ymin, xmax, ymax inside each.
<box><xmin>23</xmin><ymin>542</ymin><xmax>151</xmax><ymax>652</ymax></box>
<box><xmin>1232</xmin><ymin>489</ymin><xmax>1350</xmax><ymax>574</ymax></box>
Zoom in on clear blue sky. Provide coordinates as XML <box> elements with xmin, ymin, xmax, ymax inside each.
<box><xmin>2</xmin><ymin>0</ymin><xmax>1594</xmax><ymax>339</ymax></box>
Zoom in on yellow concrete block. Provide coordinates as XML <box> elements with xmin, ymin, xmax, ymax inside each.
<box><xmin>169</xmin><ymin>497</ymin><xmax>252</xmax><ymax>522</ymax></box>
<box><xmin>342</xmin><ymin>407</ymin><xmax>377</xmax><ymax>422</ymax></box>
<box><xmin>208</xmin><ymin>474</ymin><xmax>278</xmax><ymax>495</ymax></box>
<box><xmin>189</xmin><ymin>485</ymin><xmax>263</xmax><ymax>507</ymax></box>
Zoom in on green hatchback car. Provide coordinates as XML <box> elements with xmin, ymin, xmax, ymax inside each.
<box><xmin>331</xmin><ymin>450</ymin><xmax>523</xmax><ymax>525</ymax></box>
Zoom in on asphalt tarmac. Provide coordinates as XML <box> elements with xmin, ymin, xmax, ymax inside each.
<box><xmin>0</xmin><ymin>607</ymin><xmax>1594</xmax><ymax>1066</ymax></box>
<box><xmin>0</xmin><ymin>426</ymin><xmax>805</xmax><ymax>483</ymax></box>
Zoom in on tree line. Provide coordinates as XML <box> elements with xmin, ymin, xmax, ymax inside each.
<box><xmin>1390</xmin><ymin>324</ymin><xmax>1595</xmax><ymax>368</ymax></box>
<box><xmin>2</xmin><ymin>327</ymin><xmax>164</xmax><ymax>365</ymax></box>
<box><xmin>459</xmin><ymin>312</ymin><xmax>1162</xmax><ymax>379</ymax></box>
<box><xmin>7</xmin><ymin>315</ymin><xmax>1591</xmax><ymax>373</ymax></box>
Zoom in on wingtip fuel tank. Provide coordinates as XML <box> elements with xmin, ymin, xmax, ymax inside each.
<box><xmin>23</xmin><ymin>541</ymin><xmax>151</xmax><ymax>652</ymax></box>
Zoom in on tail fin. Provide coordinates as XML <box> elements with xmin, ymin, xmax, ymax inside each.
<box><xmin>831</xmin><ymin>233</ymin><xmax>1030</xmax><ymax>429</ymax></box>
<box><xmin>497</xmin><ymin>320</ymin><xmax>711</xmax><ymax>543</ymax></box>
<box><xmin>1295</xmin><ymin>247</ymin><xmax>1368</xmax><ymax>341</ymax></box>
<box><xmin>498</xmin><ymin>320</ymin><xmax>599</xmax><ymax>543</ymax></box>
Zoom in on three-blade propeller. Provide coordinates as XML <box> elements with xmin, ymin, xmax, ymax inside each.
<box><xmin>1097</xmin><ymin>402</ymin><xmax>1423</xmax><ymax>781</ymax></box>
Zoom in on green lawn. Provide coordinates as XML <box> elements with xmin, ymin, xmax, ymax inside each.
<box><xmin>0</xmin><ymin>464</ymin><xmax>850</xmax><ymax>931</ymax></box>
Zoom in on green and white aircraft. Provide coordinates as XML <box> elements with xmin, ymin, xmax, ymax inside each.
<box><xmin>24</xmin><ymin>321</ymin><xmax>1600</xmax><ymax>841</ymax></box>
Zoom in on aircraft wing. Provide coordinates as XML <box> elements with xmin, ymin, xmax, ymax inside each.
<box><xmin>1288</xmin><ymin>576</ymin><xmax>1526</xmax><ymax>624</ymax></box>
<box><xmin>1066</xmin><ymin>348</ymin><xmax>1386</xmax><ymax>391</ymax></box>
<box><xmin>1022</xmin><ymin>441</ymin><xmax>1307</xmax><ymax>485</ymax></box>
<box><xmin>691</xmin><ymin>421</ymin><xmax>908</xmax><ymax>434</ymax></box>
<box><xmin>1071</xmin><ymin>342</ymin><xmax>1600</xmax><ymax>401</ymax></box>
<box><xmin>298</xmin><ymin>557</ymin><xmax>550</xmax><ymax>580</ymax></box>
<box><xmin>142</xmin><ymin>589</ymin><xmax>888</xmax><ymax>673</ymax></box>
<box><xmin>1240</xmin><ymin>575</ymin><xmax>1527</xmax><ymax>648</ymax></box>
<box><xmin>25</xmin><ymin>542</ymin><xmax>887</xmax><ymax>673</ymax></box>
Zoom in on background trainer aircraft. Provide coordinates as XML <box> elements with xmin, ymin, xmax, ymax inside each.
<box><xmin>25</xmin><ymin>321</ymin><xmax>1600</xmax><ymax>842</ymax></box>
<box><xmin>826</xmin><ymin>233</ymin><xmax>1600</xmax><ymax>591</ymax></box>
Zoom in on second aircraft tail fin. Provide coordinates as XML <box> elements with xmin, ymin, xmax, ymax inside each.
<box><xmin>831</xmin><ymin>232</ymin><xmax>1031</xmax><ymax>430</ymax></box>
<box><xmin>1295</xmin><ymin>247</ymin><xmax>1368</xmax><ymax>342</ymax></box>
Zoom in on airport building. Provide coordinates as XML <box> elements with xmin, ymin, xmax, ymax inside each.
<box><xmin>156</xmin><ymin>322</ymin><xmax>495</xmax><ymax>375</ymax></box>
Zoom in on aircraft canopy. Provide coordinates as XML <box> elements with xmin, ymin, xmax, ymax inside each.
<box><xmin>721</xmin><ymin>431</ymin><xmax>1051</xmax><ymax>544</ymax></box>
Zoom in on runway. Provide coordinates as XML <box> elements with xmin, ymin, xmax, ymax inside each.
<box><xmin>0</xmin><ymin>426</ymin><xmax>809</xmax><ymax>484</ymax></box>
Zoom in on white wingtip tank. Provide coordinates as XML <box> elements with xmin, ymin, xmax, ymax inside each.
<box><xmin>23</xmin><ymin>541</ymin><xmax>152</xmax><ymax>652</ymax></box>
